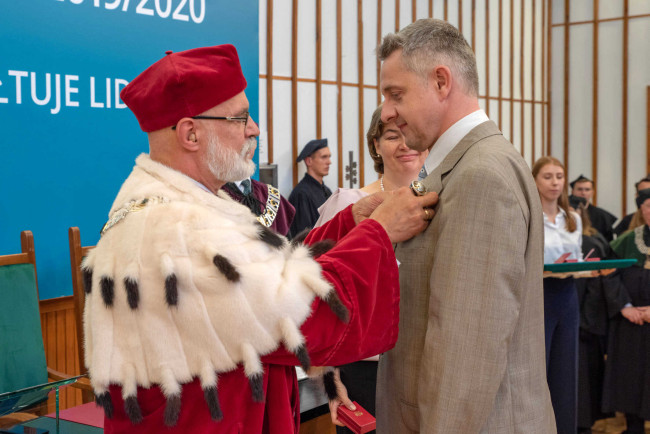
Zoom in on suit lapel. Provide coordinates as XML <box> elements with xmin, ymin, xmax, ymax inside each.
<box><xmin>422</xmin><ymin>120</ymin><xmax>502</xmax><ymax>195</ymax></box>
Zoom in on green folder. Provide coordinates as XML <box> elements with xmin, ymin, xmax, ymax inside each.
<box><xmin>543</xmin><ymin>258</ymin><xmax>637</xmax><ymax>273</ymax></box>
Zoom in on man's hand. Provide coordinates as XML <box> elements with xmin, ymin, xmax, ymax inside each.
<box><xmin>366</xmin><ymin>187</ymin><xmax>439</xmax><ymax>243</ymax></box>
<box><xmin>351</xmin><ymin>192</ymin><xmax>389</xmax><ymax>225</ymax></box>
<box><xmin>621</xmin><ymin>306</ymin><xmax>645</xmax><ymax>325</ymax></box>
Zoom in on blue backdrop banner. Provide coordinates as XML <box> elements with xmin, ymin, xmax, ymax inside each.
<box><xmin>0</xmin><ymin>0</ymin><xmax>259</xmax><ymax>299</ymax></box>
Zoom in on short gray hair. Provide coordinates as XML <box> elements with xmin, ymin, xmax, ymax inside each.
<box><xmin>378</xmin><ymin>19</ymin><xmax>479</xmax><ymax>97</ymax></box>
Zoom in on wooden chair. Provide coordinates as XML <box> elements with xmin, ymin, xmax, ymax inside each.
<box><xmin>68</xmin><ymin>227</ymin><xmax>95</xmax><ymax>403</ymax></box>
<box><xmin>0</xmin><ymin>231</ymin><xmax>92</xmax><ymax>428</ymax></box>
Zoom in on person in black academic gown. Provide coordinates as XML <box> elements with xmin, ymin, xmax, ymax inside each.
<box><xmin>613</xmin><ymin>175</ymin><xmax>650</xmax><ymax>237</ymax></box>
<box><xmin>601</xmin><ymin>189</ymin><xmax>650</xmax><ymax>434</ymax></box>
<box><xmin>288</xmin><ymin>138</ymin><xmax>332</xmax><ymax>238</ymax></box>
<box><xmin>570</xmin><ymin>195</ymin><xmax>615</xmax><ymax>433</ymax></box>
<box><xmin>571</xmin><ymin>175</ymin><xmax>617</xmax><ymax>242</ymax></box>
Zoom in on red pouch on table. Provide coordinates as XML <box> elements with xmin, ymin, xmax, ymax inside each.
<box><xmin>337</xmin><ymin>401</ymin><xmax>376</xmax><ymax>434</ymax></box>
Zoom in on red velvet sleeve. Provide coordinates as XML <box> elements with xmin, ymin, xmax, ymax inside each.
<box><xmin>262</xmin><ymin>207</ymin><xmax>400</xmax><ymax>366</ymax></box>
<box><xmin>304</xmin><ymin>204</ymin><xmax>357</xmax><ymax>243</ymax></box>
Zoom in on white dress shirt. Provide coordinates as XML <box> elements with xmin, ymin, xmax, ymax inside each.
<box><xmin>543</xmin><ymin>208</ymin><xmax>583</xmax><ymax>264</ymax></box>
<box><xmin>234</xmin><ymin>179</ymin><xmax>248</xmax><ymax>194</ymax></box>
<box><xmin>423</xmin><ymin>109</ymin><xmax>490</xmax><ymax>174</ymax></box>
<box><xmin>192</xmin><ymin>178</ymin><xmax>248</xmax><ymax>194</ymax></box>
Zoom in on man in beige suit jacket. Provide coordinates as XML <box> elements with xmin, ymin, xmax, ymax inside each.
<box><xmin>374</xmin><ymin>19</ymin><xmax>556</xmax><ymax>433</ymax></box>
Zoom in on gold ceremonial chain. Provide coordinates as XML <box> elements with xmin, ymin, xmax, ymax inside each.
<box><xmin>257</xmin><ymin>185</ymin><xmax>281</xmax><ymax>228</ymax></box>
<box><xmin>100</xmin><ymin>197</ymin><xmax>170</xmax><ymax>236</ymax></box>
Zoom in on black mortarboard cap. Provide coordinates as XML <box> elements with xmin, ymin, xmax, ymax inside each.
<box><xmin>636</xmin><ymin>188</ymin><xmax>650</xmax><ymax>209</ymax></box>
<box><xmin>296</xmin><ymin>138</ymin><xmax>328</xmax><ymax>162</ymax></box>
<box><xmin>570</xmin><ymin>174</ymin><xmax>592</xmax><ymax>189</ymax></box>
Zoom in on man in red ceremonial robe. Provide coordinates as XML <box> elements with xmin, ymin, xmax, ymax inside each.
<box><xmin>82</xmin><ymin>44</ymin><xmax>438</xmax><ymax>433</ymax></box>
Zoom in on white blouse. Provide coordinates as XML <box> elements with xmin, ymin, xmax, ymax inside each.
<box><xmin>543</xmin><ymin>208</ymin><xmax>583</xmax><ymax>264</ymax></box>
<box><xmin>314</xmin><ymin>188</ymin><xmax>369</xmax><ymax>227</ymax></box>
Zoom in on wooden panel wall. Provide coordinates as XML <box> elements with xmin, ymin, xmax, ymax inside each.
<box><xmin>259</xmin><ymin>0</ymin><xmax>549</xmax><ymax>198</ymax></box>
<box><xmin>550</xmin><ymin>0</ymin><xmax>650</xmax><ymax>217</ymax></box>
<box><xmin>39</xmin><ymin>296</ymin><xmax>84</xmax><ymax>412</ymax></box>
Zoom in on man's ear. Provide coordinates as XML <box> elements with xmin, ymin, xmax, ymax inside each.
<box><xmin>175</xmin><ymin>118</ymin><xmax>200</xmax><ymax>151</ymax></box>
<box><xmin>429</xmin><ymin>65</ymin><xmax>452</xmax><ymax>99</ymax></box>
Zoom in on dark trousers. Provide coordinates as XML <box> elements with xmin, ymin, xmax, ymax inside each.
<box><xmin>544</xmin><ymin>278</ymin><xmax>579</xmax><ymax>434</ymax></box>
<box><xmin>336</xmin><ymin>361</ymin><xmax>378</xmax><ymax>434</ymax></box>
<box><xmin>577</xmin><ymin>330</ymin><xmax>609</xmax><ymax>429</ymax></box>
<box><xmin>624</xmin><ymin>413</ymin><xmax>647</xmax><ymax>434</ymax></box>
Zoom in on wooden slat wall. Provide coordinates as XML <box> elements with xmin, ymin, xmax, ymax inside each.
<box><xmin>549</xmin><ymin>2</ymin><xmax>650</xmax><ymax>216</ymax></box>
<box><xmin>498</xmin><ymin>0</ymin><xmax>503</xmax><ymax>132</ymax></box>
<box><xmin>291</xmin><ymin>0</ymin><xmax>298</xmax><ymax>186</ymax></box>
<box><xmin>471</xmin><ymin>0</ymin><xmax>476</xmax><ymax>50</ymax></box>
<box><xmin>376</xmin><ymin>0</ymin><xmax>382</xmax><ymax>106</ymax></box>
<box><xmin>260</xmin><ymin>0</ymin><xmax>550</xmax><ymax>195</ymax></box>
<box><xmin>336</xmin><ymin>0</ymin><xmax>343</xmax><ymax>188</ymax></box>
<box><xmin>541</xmin><ymin>0</ymin><xmax>546</xmax><ymax>155</ymax></box>
<box><xmin>519</xmin><ymin>0</ymin><xmax>524</xmax><ymax>157</ymax></box>
<box><xmin>260</xmin><ymin>0</ymin><xmax>647</xmax><ymax>218</ymax></box>
<box><xmin>316</xmin><ymin>0</ymin><xmax>322</xmax><ymax>138</ymax></box>
<box><xmin>546</xmin><ymin>0</ymin><xmax>552</xmax><ymax>155</ymax></box>
<box><xmin>531</xmin><ymin>0</ymin><xmax>536</xmax><ymax>166</ymax></box>
<box><xmin>509</xmin><ymin>0</ymin><xmax>515</xmax><ymax>144</ymax></box>
<box><xmin>357</xmin><ymin>0</ymin><xmax>365</xmax><ymax>187</ymax></box>
<box><xmin>621</xmin><ymin>0</ymin><xmax>629</xmax><ymax>215</ymax></box>
<box><xmin>485</xmin><ymin>1</ymin><xmax>490</xmax><ymax>118</ymax></box>
<box><xmin>39</xmin><ymin>296</ymin><xmax>83</xmax><ymax>412</ymax></box>
<box><xmin>266</xmin><ymin>0</ymin><xmax>274</xmax><ymax>163</ymax></box>
<box><xmin>562</xmin><ymin>0</ymin><xmax>569</xmax><ymax>173</ymax></box>
<box><xmin>592</xmin><ymin>0</ymin><xmax>599</xmax><ymax>204</ymax></box>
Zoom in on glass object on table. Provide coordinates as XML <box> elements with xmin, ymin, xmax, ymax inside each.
<box><xmin>0</xmin><ymin>374</ymin><xmax>86</xmax><ymax>434</ymax></box>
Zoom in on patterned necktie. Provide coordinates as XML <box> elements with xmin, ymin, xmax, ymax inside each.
<box><xmin>240</xmin><ymin>178</ymin><xmax>252</xmax><ymax>196</ymax></box>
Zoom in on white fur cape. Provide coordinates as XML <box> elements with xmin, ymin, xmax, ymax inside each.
<box><xmin>83</xmin><ymin>154</ymin><xmax>337</xmax><ymax>425</ymax></box>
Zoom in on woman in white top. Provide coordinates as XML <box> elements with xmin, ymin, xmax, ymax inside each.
<box><xmin>319</xmin><ymin>105</ymin><xmax>427</xmax><ymax>432</ymax></box>
<box><xmin>532</xmin><ymin>156</ymin><xmax>582</xmax><ymax>434</ymax></box>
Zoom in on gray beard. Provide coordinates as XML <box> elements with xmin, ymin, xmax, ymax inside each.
<box><xmin>206</xmin><ymin>136</ymin><xmax>256</xmax><ymax>182</ymax></box>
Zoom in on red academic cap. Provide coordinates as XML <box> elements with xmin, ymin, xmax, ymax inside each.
<box><xmin>120</xmin><ymin>44</ymin><xmax>247</xmax><ymax>132</ymax></box>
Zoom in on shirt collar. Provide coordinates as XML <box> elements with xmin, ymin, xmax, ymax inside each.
<box><xmin>423</xmin><ymin>109</ymin><xmax>489</xmax><ymax>174</ymax></box>
<box><xmin>304</xmin><ymin>172</ymin><xmax>324</xmax><ymax>186</ymax></box>
<box><xmin>543</xmin><ymin>207</ymin><xmax>567</xmax><ymax>223</ymax></box>
<box><xmin>193</xmin><ymin>178</ymin><xmax>250</xmax><ymax>195</ymax></box>
<box><xmin>233</xmin><ymin>178</ymin><xmax>250</xmax><ymax>194</ymax></box>
<box><xmin>190</xmin><ymin>179</ymin><xmax>212</xmax><ymax>193</ymax></box>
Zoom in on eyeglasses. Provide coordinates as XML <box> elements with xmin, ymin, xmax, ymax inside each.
<box><xmin>171</xmin><ymin>112</ymin><xmax>249</xmax><ymax>130</ymax></box>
